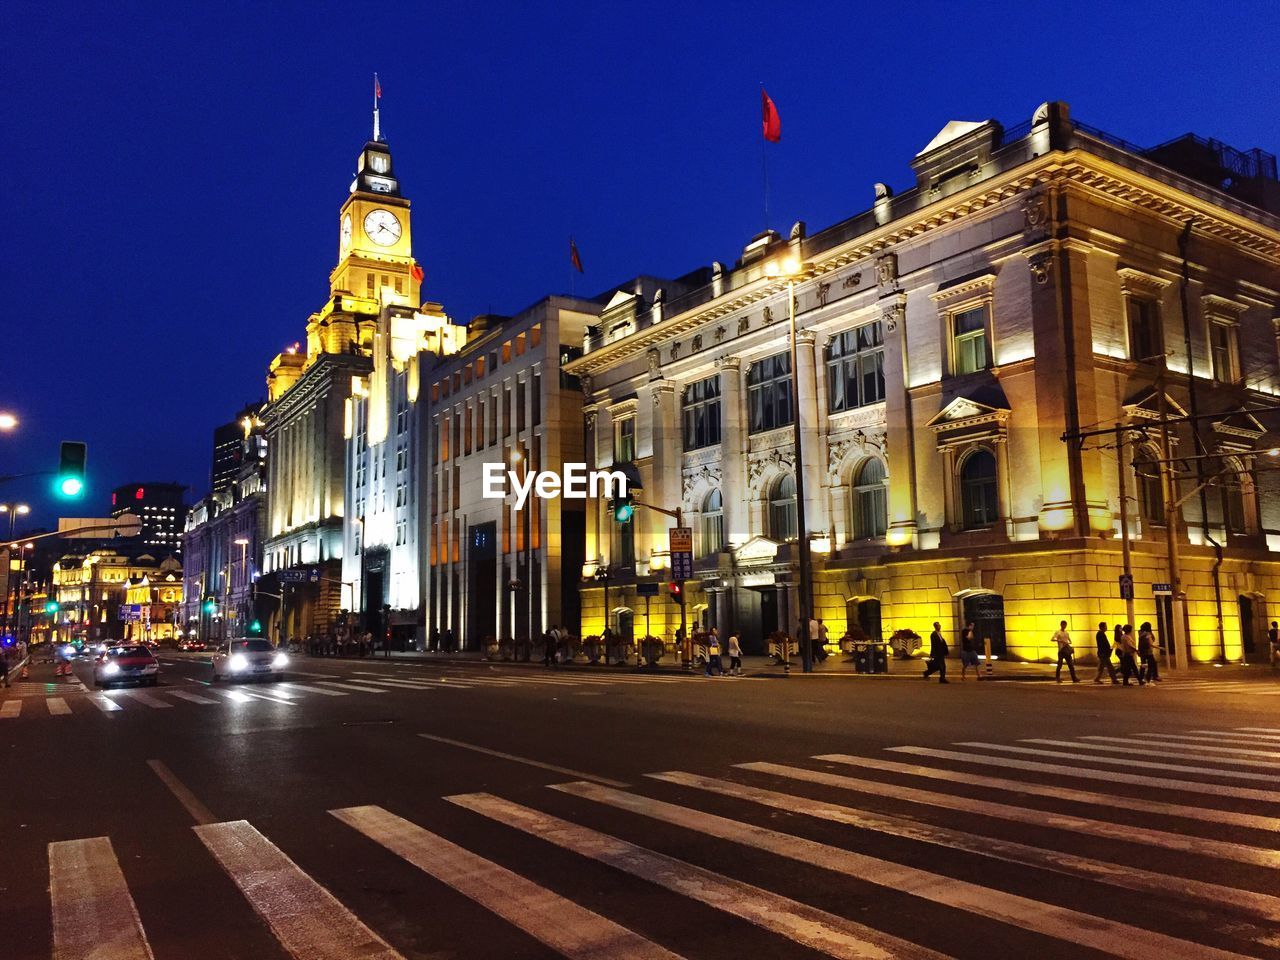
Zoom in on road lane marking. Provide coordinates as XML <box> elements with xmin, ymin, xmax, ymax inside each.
<box><xmin>332</xmin><ymin>805</ymin><xmax>685</xmax><ymax>960</ymax></box>
<box><xmin>954</xmin><ymin>742</ymin><xmax>1280</xmax><ymax>784</ymax></box>
<box><xmin>88</xmin><ymin>695</ymin><xmax>123</xmax><ymax>714</ymax></box>
<box><xmin>315</xmin><ymin>681</ymin><xmax>390</xmax><ymax>694</ymax></box>
<box><xmin>117</xmin><ymin>689</ymin><xmax>172</xmax><ymax>709</ymax></box>
<box><xmin>277</xmin><ymin>682</ymin><xmax>348</xmax><ymax>697</ymax></box>
<box><xmin>417</xmin><ymin>734</ymin><xmax>627</xmax><ymax>787</ymax></box>
<box><xmin>210</xmin><ymin>686</ymin><xmax>295</xmax><ymax>705</ymax></box>
<box><xmin>49</xmin><ymin>836</ymin><xmax>154</xmax><ymax>960</ymax></box>
<box><xmin>1144</xmin><ymin>733</ymin><xmax>1280</xmax><ymax>748</ymax></box>
<box><xmin>147</xmin><ymin>759</ymin><xmax>217</xmax><ymax>825</ymax></box>
<box><xmin>813</xmin><ymin>753</ymin><xmax>1280</xmax><ymax>833</ymax></box>
<box><xmin>194</xmin><ymin>820</ymin><xmax>405</xmax><ymax>960</ymax></box>
<box><xmin>448</xmin><ymin>792</ymin><xmax>948</xmax><ymax>960</ymax></box>
<box><xmin>1079</xmin><ymin>734</ymin><xmax>1280</xmax><ymax>760</ymax></box>
<box><xmin>46</xmin><ymin>697</ymin><xmax>72</xmax><ymax>716</ymax></box>
<box><xmin>0</xmin><ymin>699</ymin><xmax>21</xmax><ymax>718</ymax></box>
<box><xmin>165</xmin><ymin>689</ymin><xmax>218</xmax><ymax>705</ymax></box>
<box><xmin>701</xmin><ymin>767</ymin><xmax>1280</xmax><ymax>931</ymax></box>
<box><xmin>1233</xmin><ymin>727</ymin><xmax>1280</xmax><ymax>736</ymax></box>
<box><xmin>1022</xmin><ymin>738</ymin><xmax>1280</xmax><ymax>770</ymax></box>
<box><xmin>555</xmin><ymin>780</ymin><xmax>1257</xmax><ymax>960</ymax></box>
<box><xmin>889</xmin><ymin>746</ymin><xmax>1280</xmax><ymax>803</ymax></box>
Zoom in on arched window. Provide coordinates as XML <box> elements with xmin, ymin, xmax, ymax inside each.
<box><xmin>1133</xmin><ymin>447</ymin><xmax>1164</xmax><ymax>526</ymax></box>
<box><xmin>1223</xmin><ymin>458</ymin><xmax>1254</xmax><ymax>535</ymax></box>
<box><xmin>852</xmin><ymin>458</ymin><xmax>888</xmax><ymax>539</ymax></box>
<box><xmin>959</xmin><ymin>450</ymin><xmax>999</xmax><ymax>530</ymax></box>
<box><xmin>768</xmin><ymin>474</ymin><xmax>798</xmax><ymax>542</ymax></box>
<box><xmin>699</xmin><ymin>489</ymin><xmax>725</xmax><ymax>557</ymax></box>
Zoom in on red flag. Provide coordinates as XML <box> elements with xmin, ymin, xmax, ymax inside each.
<box><xmin>375</xmin><ymin>75</ymin><xmax>382</xmax><ymax>99</ymax></box>
<box><xmin>570</xmin><ymin>238</ymin><xmax>584</xmax><ymax>274</ymax></box>
<box><xmin>761</xmin><ymin>88</ymin><xmax>781</xmax><ymax>143</ymax></box>
<box><xmin>410</xmin><ymin>263</ymin><xmax>424</xmax><ymax>283</ymax></box>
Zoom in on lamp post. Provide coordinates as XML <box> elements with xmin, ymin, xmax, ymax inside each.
<box><xmin>2</xmin><ymin>504</ymin><xmax>30</xmax><ymax>637</ymax></box>
<box><xmin>234</xmin><ymin>537</ymin><xmax>250</xmax><ymax>631</ymax></box>
<box><xmin>510</xmin><ymin>447</ymin><xmax>533</xmax><ymax>648</ymax></box>
<box><xmin>0</xmin><ymin>412</ymin><xmax>17</xmax><ymax>431</ymax></box>
<box><xmin>764</xmin><ymin>255</ymin><xmax>815</xmax><ymax>673</ymax></box>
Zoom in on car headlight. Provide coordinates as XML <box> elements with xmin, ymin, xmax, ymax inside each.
<box><xmin>229</xmin><ymin>654</ymin><xmax>248</xmax><ymax>671</ymax></box>
<box><xmin>272</xmin><ymin>653</ymin><xmax>288</xmax><ymax>669</ymax></box>
<box><xmin>62</xmin><ymin>645</ymin><xmax>76</xmax><ymax>658</ymax></box>
<box><xmin>103</xmin><ymin>662</ymin><xmax>120</xmax><ymax>676</ymax></box>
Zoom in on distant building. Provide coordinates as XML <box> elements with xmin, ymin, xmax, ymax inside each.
<box><xmin>110</xmin><ymin>483</ymin><xmax>187</xmax><ymax>551</ymax></box>
<box><xmin>51</xmin><ymin>546</ymin><xmax>182</xmax><ymax>645</ymax></box>
<box><xmin>212</xmin><ymin>403</ymin><xmax>265</xmax><ymax>497</ymax></box>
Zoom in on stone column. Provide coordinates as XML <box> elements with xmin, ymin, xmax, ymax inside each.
<box><xmin>880</xmin><ymin>296</ymin><xmax>916</xmax><ymax>546</ymax></box>
<box><xmin>794</xmin><ymin>330</ymin><xmax>825</xmax><ymax>536</ymax></box>
<box><xmin>648</xmin><ymin>381</ymin><xmax>680</xmax><ymax>560</ymax></box>
<box><xmin>717</xmin><ymin>357</ymin><xmax>747</xmax><ymax>545</ymax></box>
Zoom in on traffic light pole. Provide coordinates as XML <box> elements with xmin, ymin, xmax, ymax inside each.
<box><xmin>627</xmin><ymin>498</ymin><xmax>688</xmax><ymax>667</ymax></box>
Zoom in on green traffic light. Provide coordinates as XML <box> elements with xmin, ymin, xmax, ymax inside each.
<box><xmin>202</xmin><ymin>599</ymin><xmax>216</xmax><ymax>614</ymax></box>
<box><xmin>250</xmin><ymin>619</ymin><xmax>262</xmax><ymax>633</ymax></box>
<box><xmin>58</xmin><ymin>476</ymin><xmax>84</xmax><ymax>497</ymax></box>
<box><xmin>45</xmin><ymin>600</ymin><xmax>60</xmax><ymax>614</ymax></box>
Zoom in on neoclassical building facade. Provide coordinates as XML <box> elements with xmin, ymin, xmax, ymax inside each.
<box><xmin>565</xmin><ymin>101</ymin><xmax>1280</xmax><ymax>664</ymax></box>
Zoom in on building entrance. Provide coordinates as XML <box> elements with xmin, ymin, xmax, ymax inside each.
<box><xmin>467</xmin><ymin>523</ymin><xmax>497</xmax><ymax>646</ymax></box>
<box><xmin>961</xmin><ymin>593</ymin><xmax>1007</xmax><ymax>657</ymax></box>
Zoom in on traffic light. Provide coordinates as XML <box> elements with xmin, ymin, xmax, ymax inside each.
<box><xmin>44</xmin><ymin>600</ymin><xmax>60</xmax><ymax>615</ymax></box>
<box><xmin>249</xmin><ymin>619</ymin><xmax>262</xmax><ymax>634</ymax></box>
<box><xmin>56</xmin><ymin>441</ymin><xmax>87</xmax><ymax>498</ymax></box>
<box><xmin>202</xmin><ymin>597</ymin><xmax>216</xmax><ymax>615</ymax></box>
<box><xmin>611</xmin><ymin>493</ymin><xmax>635</xmax><ymax>523</ymax></box>
<box><xmin>669</xmin><ymin>582</ymin><xmax>682</xmax><ymax>601</ymax></box>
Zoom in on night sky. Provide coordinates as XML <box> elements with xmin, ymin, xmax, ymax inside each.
<box><xmin>2</xmin><ymin>0</ymin><xmax>1277</xmax><ymax>535</ymax></box>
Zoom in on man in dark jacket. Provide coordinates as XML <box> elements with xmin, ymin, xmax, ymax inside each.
<box><xmin>1093</xmin><ymin>621</ymin><xmax>1118</xmax><ymax>684</ymax></box>
<box><xmin>922</xmin><ymin>622</ymin><xmax>949</xmax><ymax>683</ymax></box>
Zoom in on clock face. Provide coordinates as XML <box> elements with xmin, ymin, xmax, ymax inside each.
<box><xmin>363</xmin><ymin>209</ymin><xmax>402</xmax><ymax>247</ymax></box>
<box><xmin>340</xmin><ymin>214</ymin><xmax>352</xmax><ymax>251</ymax></box>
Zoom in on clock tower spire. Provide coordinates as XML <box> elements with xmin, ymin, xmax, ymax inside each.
<box><xmin>372</xmin><ymin>72</ymin><xmax>382</xmax><ymax>143</ymax></box>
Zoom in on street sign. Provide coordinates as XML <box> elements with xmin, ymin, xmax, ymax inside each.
<box><xmin>279</xmin><ymin>569</ymin><xmax>319</xmax><ymax>584</ymax></box>
<box><xmin>1118</xmin><ymin>574</ymin><xmax>1134</xmax><ymax>600</ymax></box>
<box><xmin>669</xmin><ymin>527</ymin><xmax>694</xmax><ymax>581</ymax></box>
<box><xmin>636</xmin><ymin>582</ymin><xmax>660</xmax><ymax>597</ymax></box>
<box><xmin>1152</xmin><ymin>582</ymin><xmax>1172</xmax><ymax>595</ymax></box>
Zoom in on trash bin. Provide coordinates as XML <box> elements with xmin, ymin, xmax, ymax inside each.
<box><xmin>869</xmin><ymin>643</ymin><xmax>889</xmax><ymax>674</ymax></box>
<box><xmin>854</xmin><ymin>643</ymin><xmax>869</xmax><ymax>673</ymax></box>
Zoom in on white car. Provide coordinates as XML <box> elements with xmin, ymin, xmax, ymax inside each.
<box><xmin>210</xmin><ymin>638</ymin><xmax>288</xmax><ymax>682</ymax></box>
<box><xmin>94</xmin><ymin>645</ymin><xmax>160</xmax><ymax>688</ymax></box>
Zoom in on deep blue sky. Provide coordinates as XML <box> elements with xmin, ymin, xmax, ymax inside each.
<box><xmin>1</xmin><ymin>0</ymin><xmax>1277</xmax><ymax>534</ymax></box>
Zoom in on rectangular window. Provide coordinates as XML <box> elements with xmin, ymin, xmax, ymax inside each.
<box><xmin>826</xmin><ymin>320</ymin><xmax>885</xmax><ymax>413</ymax></box>
<box><xmin>476</xmin><ymin>398</ymin><xmax>485</xmax><ymax>451</ymax></box>
<box><xmin>747</xmin><ymin>353</ymin><xmax>793</xmax><ymax>433</ymax></box>
<box><xmin>1127</xmin><ymin>298</ymin><xmax>1161</xmax><ymax>362</ymax></box>
<box><xmin>532</xmin><ymin>373</ymin><xmax>542</xmax><ymax>426</ymax></box>
<box><xmin>615</xmin><ymin>416</ymin><xmax>635</xmax><ymax>463</ymax></box>
<box><xmin>489</xmin><ymin>350</ymin><xmax>499</xmax><ymax>374</ymax></box>
<box><xmin>516</xmin><ymin>378</ymin><xmax>526</xmax><ymax>432</ymax></box>
<box><xmin>682</xmin><ymin>375</ymin><xmax>722</xmax><ymax>450</ymax></box>
<box><xmin>489</xmin><ymin>394</ymin><xmax>498</xmax><ymax>445</ymax></box>
<box><xmin>451</xmin><ymin>415</ymin><xmax>460</xmax><ymax>463</ymax></box>
<box><xmin>1209</xmin><ymin>320</ymin><xmax>1239</xmax><ymax>383</ymax></box>
<box><xmin>463</xmin><ymin>405</ymin><xmax>472</xmax><ymax>455</ymax></box>
<box><xmin>366</xmin><ymin>274</ymin><xmax>375</xmax><ymax>295</ymax></box>
<box><xmin>503</xmin><ymin>387</ymin><xmax>512</xmax><ymax>438</ymax></box>
<box><xmin>952</xmin><ymin>306</ymin><xmax>990</xmax><ymax>375</ymax></box>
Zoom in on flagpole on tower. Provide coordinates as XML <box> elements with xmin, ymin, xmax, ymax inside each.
<box><xmin>760</xmin><ymin>83</ymin><xmax>769</xmax><ymax>231</ymax></box>
<box><xmin>373</xmin><ymin>72</ymin><xmax>382</xmax><ymax>142</ymax></box>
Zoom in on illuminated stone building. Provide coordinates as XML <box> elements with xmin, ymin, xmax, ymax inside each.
<box><xmin>341</xmin><ymin>300</ymin><xmax>466</xmax><ymax>646</ymax></box>
<box><xmin>423</xmin><ymin>295</ymin><xmax>609</xmax><ymax>649</ymax></box>
<box><xmin>565</xmin><ymin>101</ymin><xmax>1280</xmax><ymax>665</ymax></box>
<box><xmin>259</xmin><ymin>110</ymin><xmax>428</xmax><ymax>642</ymax></box>
<box><xmin>52</xmin><ymin>547</ymin><xmax>181</xmax><ymax>645</ymax></box>
<box><xmin>181</xmin><ymin>411</ymin><xmax>267</xmax><ymax>641</ymax></box>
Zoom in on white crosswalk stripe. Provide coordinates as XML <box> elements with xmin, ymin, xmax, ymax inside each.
<box><xmin>1080</xmin><ymin>733</ymin><xmax>1280</xmax><ymax>759</ymax></box>
<box><xmin>49</xmin><ymin>836</ymin><xmax>153</xmax><ymax>960</ymax></box>
<box><xmin>0</xmin><ymin>699</ymin><xmax>21</xmax><ymax>718</ymax></box>
<box><xmin>315</xmin><ymin>680</ymin><xmax>391</xmax><ymax>694</ymax></box>
<box><xmin>277</xmin><ymin>681</ymin><xmax>349</xmax><ymax>696</ymax></box>
<box><xmin>46</xmin><ymin>696</ymin><xmax>72</xmax><ymax>715</ymax></box>
<box><xmin>165</xmin><ymin>689</ymin><xmax>219</xmax><ymax>705</ymax></box>
<box><xmin>332</xmin><ymin>805</ymin><xmax>685</xmax><ymax>960</ymax></box>
<box><xmin>1021</xmin><ymin>737</ymin><xmax>1280</xmax><ymax>769</ymax></box>
<box><xmin>193</xmin><ymin>820</ymin><xmax>405</xmax><ymax>960</ymax></box>
<box><xmin>955</xmin><ymin>740</ymin><xmax>1280</xmax><ymax>784</ymax></box>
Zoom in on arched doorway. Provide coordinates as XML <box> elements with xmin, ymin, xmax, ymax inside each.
<box><xmin>960</xmin><ymin>592</ymin><xmax>1007</xmax><ymax>657</ymax></box>
<box><xmin>1238</xmin><ymin>594</ymin><xmax>1265</xmax><ymax>659</ymax></box>
<box><xmin>845</xmin><ymin>597</ymin><xmax>882</xmax><ymax>642</ymax></box>
<box><xmin>615</xmin><ymin>608</ymin><xmax>634</xmax><ymax>643</ymax></box>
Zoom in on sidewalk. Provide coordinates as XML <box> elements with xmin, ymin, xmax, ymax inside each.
<box><xmin>352</xmin><ymin>648</ymin><xmax>1280</xmax><ymax>681</ymax></box>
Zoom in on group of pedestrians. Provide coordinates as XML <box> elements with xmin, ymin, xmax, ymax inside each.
<box><xmin>702</xmin><ymin>627</ymin><xmax>743</xmax><ymax>676</ymax></box>
<box><xmin>921</xmin><ymin>619</ymin><xmax>1166</xmax><ymax>686</ymax></box>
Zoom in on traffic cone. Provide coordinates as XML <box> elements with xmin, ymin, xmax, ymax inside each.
<box><xmin>20</xmin><ymin>662</ymin><xmax>29</xmax><ymax>680</ymax></box>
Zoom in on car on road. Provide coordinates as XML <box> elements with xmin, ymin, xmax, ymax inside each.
<box><xmin>210</xmin><ymin>638</ymin><xmax>288</xmax><ymax>682</ymax></box>
<box><xmin>178</xmin><ymin>639</ymin><xmax>206</xmax><ymax>652</ymax></box>
<box><xmin>94</xmin><ymin>645</ymin><xmax>160</xmax><ymax>688</ymax></box>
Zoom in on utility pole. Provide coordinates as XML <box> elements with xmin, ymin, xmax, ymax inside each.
<box><xmin>1157</xmin><ymin>382</ymin><xmax>1188</xmax><ymax>670</ymax></box>
<box><xmin>1114</xmin><ymin>425</ymin><xmax>1136</xmax><ymax>630</ymax></box>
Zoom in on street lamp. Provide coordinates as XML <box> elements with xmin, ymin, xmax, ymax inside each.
<box><xmin>234</xmin><ymin>537</ymin><xmax>250</xmax><ymax>632</ymax></box>
<box><xmin>763</xmin><ymin>254</ymin><xmax>815</xmax><ymax>673</ymax></box>
<box><xmin>0</xmin><ymin>413</ymin><xmax>17</xmax><ymax>430</ymax></box>
<box><xmin>510</xmin><ymin>447</ymin><xmax>533</xmax><ymax>648</ymax></box>
<box><xmin>1</xmin><ymin>503</ymin><xmax>31</xmax><ymax>541</ymax></box>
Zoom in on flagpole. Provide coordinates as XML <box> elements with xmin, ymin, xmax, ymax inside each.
<box><xmin>373</xmin><ymin>72</ymin><xmax>381</xmax><ymax>142</ymax></box>
<box><xmin>759</xmin><ymin>83</ymin><xmax>769</xmax><ymax>231</ymax></box>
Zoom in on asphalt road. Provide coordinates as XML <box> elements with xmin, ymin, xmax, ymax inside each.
<box><xmin>3</xmin><ymin>650</ymin><xmax>1280</xmax><ymax>960</ymax></box>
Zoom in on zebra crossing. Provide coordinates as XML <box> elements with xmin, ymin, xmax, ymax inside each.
<box><xmin>39</xmin><ymin>724</ymin><xmax>1280</xmax><ymax>958</ymax></box>
<box><xmin>0</xmin><ymin>668</ymin><xmax>705</xmax><ymax>719</ymax></box>
<box><xmin>1034</xmin><ymin>675</ymin><xmax>1280</xmax><ymax>696</ymax></box>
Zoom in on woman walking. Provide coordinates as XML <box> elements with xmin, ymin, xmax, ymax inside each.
<box><xmin>1119</xmin><ymin>624</ymin><xmax>1144</xmax><ymax>686</ymax></box>
<box><xmin>1138</xmin><ymin>621</ymin><xmax>1161</xmax><ymax>683</ymax></box>
<box><xmin>727</xmin><ymin>631</ymin><xmax>743</xmax><ymax>676</ymax></box>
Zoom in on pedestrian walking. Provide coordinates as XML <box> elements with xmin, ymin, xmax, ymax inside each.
<box><xmin>959</xmin><ymin>621</ymin><xmax>980</xmax><ymax>680</ymax></box>
<box><xmin>922</xmin><ymin>622</ymin><xmax>949</xmax><ymax>683</ymax></box>
<box><xmin>1138</xmin><ymin>621</ymin><xmax>1161</xmax><ymax>683</ymax></box>
<box><xmin>1093</xmin><ymin>621</ymin><xmax>1119</xmax><ymax>684</ymax></box>
<box><xmin>543</xmin><ymin>625</ymin><xmax>559</xmax><ymax>667</ymax></box>
<box><xmin>727</xmin><ymin>631</ymin><xmax>743</xmax><ymax>676</ymax></box>
<box><xmin>1053</xmin><ymin>620</ymin><xmax>1079</xmax><ymax>683</ymax></box>
<box><xmin>1269</xmin><ymin>621</ymin><xmax>1280</xmax><ymax>668</ymax></box>
<box><xmin>705</xmin><ymin>631</ymin><xmax>723</xmax><ymax>676</ymax></box>
<box><xmin>1118</xmin><ymin>624</ymin><xmax>1143</xmax><ymax>686</ymax></box>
